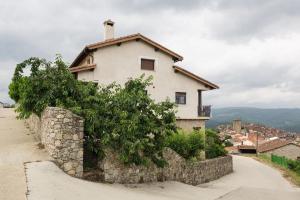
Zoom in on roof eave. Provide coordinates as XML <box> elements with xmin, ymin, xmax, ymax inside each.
<box><xmin>69</xmin><ymin>47</ymin><xmax>90</xmax><ymax>68</ymax></box>
<box><xmin>173</xmin><ymin>65</ymin><xmax>219</xmax><ymax>90</ymax></box>
<box><xmin>86</xmin><ymin>33</ymin><xmax>183</xmax><ymax>61</ymax></box>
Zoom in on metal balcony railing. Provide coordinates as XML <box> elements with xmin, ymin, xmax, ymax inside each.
<box><xmin>198</xmin><ymin>105</ymin><xmax>211</xmax><ymax>118</ymax></box>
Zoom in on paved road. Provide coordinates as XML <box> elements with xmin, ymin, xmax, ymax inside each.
<box><xmin>200</xmin><ymin>155</ymin><xmax>300</xmax><ymax>199</ymax></box>
<box><xmin>25</xmin><ymin>156</ymin><xmax>300</xmax><ymax>200</ymax></box>
<box><xmin>1</xmin><ymin>108</ymin><xmax>299</xmax><ymax>200</ymax></box>
<box><xmin>0</xmin><ymin>108</ymin><xmax>48</xmax><ymax>200</ymax></box>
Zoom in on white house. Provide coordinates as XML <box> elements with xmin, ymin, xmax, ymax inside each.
<box><xmin>69</xmin><ymin>20</ymin><xmax>219</xmax><ymax>131</ymax></box>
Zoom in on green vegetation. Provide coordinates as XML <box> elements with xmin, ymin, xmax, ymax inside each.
<box><xmin>223</xmin><ymin>135</ymin><xmax>233</xmax><ymax>147</ymax></box>
<box><xmin>271</xmin><ymin>154</ymin><xmax>289</xmax><ymax>168</ymax></box>
<box><xmin>166</xmin><ymin>129</ymin><xmax>227</xmax><ymax>160</ymax></box>
<box><xmin>165</xmin><ymin>130</ymin><xmax>205</xmax><ymax>160</ymax></box>
<box><xmin>287</xmin><ymin>159</ymin><xmax>300</xmax><ymax>175</ymax></box>
<box><xmin>9</xmin><ymin>56</ymin><xmax>228</xmax><ymax>167</ymax></box>
<box><xmin>205</xmin><ymin>129</ymin><xmax>228</xmax><ymax>159</ymax></box>
<box><xmin>256</xmin><ymin>154</ymin><xmax>300</xmax><ymax>187</ymax></box>
<box><xmin>271</xmin><ymin>154</ymin><xmax>300</xmax><ymax>175</ymax></box>
<box><xmin>9</xmin><ymin>56</ymin><xmax>176</xmax><ymax>167</ymax></box>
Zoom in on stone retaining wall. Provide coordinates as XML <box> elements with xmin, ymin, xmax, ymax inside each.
<box><xmin>98</xmin><ymin>148</ymin><xmax>233</xmax><ymax>185</ymax></box>
<box><xmin>26</xmin><ymin>107</ymin><xmax>84</xmax><ymax>177</ymax></box>
<box><xmin>25</xmin><ymin>107</ymin><xmax>232</xmax><ymax>184</ymax></box>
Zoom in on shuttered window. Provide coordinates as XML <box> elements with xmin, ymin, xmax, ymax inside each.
<box><xmin>175</xmin><ymin>92</ymin><xmax>186</xmax><ymax>104</ymax></box>
<box><xmin>141</xmin><ymin>58</ymin><xmax>155</xmax><ymax>70</ymax></box>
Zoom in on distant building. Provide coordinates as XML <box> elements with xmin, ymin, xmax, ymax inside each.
<box><xmin>238</xmin><ymin>145</ymin><xmax>256</xmax><ymax>154</ymax></box>
<box><xmin>258</xmin><ymin>139</ymin><xmax>300</xmax><ymax>160</ymax></box>
<box><xmin>232</xmin><ymin>119</ymin><xmax>242</xmax><ymax>134</ymax></box>
<box><xmin>0</xmin><ymin>101</ymin><xmax>4</xmax><ymax>108</ymax></box>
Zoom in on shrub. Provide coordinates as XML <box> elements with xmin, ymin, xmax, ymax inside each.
<box><xmin>9</xmin><ymin>56</ymin><xmax>177</xmax><ymax>167</ymax></box>
<box><xmin>205</xmin><ymin>129</ymin><xmax>227</xmax><ymax>159</ymax></box>
<box><xmin>165</xmin><ymin>130</ymin><xmax>205</xmax><ymax>160</ymax></box>
<box><xmin>287</xmin><ymin>159</ymin><xmax>300</xmax><ymax>175</ymax></box>
<box><xmin>224</xmin><ymin>140</ymin><xmax>233</xmax><ymax>147</ymax></box>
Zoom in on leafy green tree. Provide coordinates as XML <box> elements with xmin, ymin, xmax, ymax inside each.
<box><xmin>9</xmin><ymin>55</ymin><xmax>84</xmax><ymax>118</ymax></box>
<box><xmin>9</xmin><ymin>56</ymin><xmax>177</xmax><ymax>166</ymax></box>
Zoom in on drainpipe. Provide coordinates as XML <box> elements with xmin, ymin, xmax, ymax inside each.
<box><xmin>198</xmin><ymin>90</ymin><xmax>202</xmax><ymax>117</ymax></box>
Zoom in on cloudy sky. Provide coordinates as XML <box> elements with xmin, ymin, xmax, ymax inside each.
<box><xmin>1</xmin><ymin>0</ymin><xmax>300</xmax><ymax>108</ymax></box>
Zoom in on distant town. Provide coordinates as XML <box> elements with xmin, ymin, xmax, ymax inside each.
<box><xmin>218</xmin><ymin>120</ymin><xmax>300</xmax><ymax>159</ymax></box>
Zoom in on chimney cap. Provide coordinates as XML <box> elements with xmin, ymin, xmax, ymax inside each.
<box><xmin>103</xmin><ymin>19</ymin><xmax>114</xmax><ymax>26</ymax></box>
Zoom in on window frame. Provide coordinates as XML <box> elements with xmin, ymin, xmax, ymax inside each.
<box><xmin>139</xmin><ymin>57</ymin><xmax>157</xmax><ymax>71</ymax></box>
<box><xmin>175</xmin><ymin>92</ymin><xmax>187</xmax><ymax>105</ymax></box>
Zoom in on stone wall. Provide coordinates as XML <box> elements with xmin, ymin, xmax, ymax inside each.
<box><xmin>26</xmin><ymin>107</ymin><xmax>84</xmax><ymax>177</ymax></box>
<box><xmin>25</xmin><ymin>112</ymin><xmax>41</xmax><ymax>140</ymax></box>
<box><xmin>98</xmin><ymin>148</ymin><xmax>233</xmax><ymax>185</ymax></box>
<box><xmin>25</xmin><ymin>107</ymin><xmax>232</xmax><ymax>184</ymax></box>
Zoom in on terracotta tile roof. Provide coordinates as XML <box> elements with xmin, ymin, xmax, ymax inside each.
<box><xmin>173</xmin><ymin>65</ymin><xmax>219</xmax><ymax>89</ymax></box>
<box><xmin>69</xmin><ymin>64</ymin><xmax>96</xmax><ymax>73</ymax></box>
<box><xmin>70</xmin><ymin>33</ymin><xmax>183</xmax><ymax>68</ymax></box>
<box><xmin>257</xmin><ymin>139</ymin><xmax>297</xmax><ymax>153</ymax></box>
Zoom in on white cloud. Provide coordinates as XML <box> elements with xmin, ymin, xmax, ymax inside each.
<box><xmin>0</xmin><ymin>0</ymin><xmax>300</xmax><ymax>108</ymax></box>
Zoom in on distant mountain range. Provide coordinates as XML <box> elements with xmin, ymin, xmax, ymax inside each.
<box><xmin>206</xmin><ymin>107</ymin><xmax>300</xmax><ymax>133</ymax></box>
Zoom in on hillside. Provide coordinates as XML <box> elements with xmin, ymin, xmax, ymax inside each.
<box><xmin>207</xmin><ymin>107</ymin><xmax>300</xmax><ymax>133</ymax></box>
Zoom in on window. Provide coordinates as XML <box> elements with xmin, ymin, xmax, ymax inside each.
<box><xmin>141</xmin><ymin>58</ymin><xmax>155</xmax><ymax>70</ymax></box>
<box><xmin>175</xmin><ymin>92</ymin><xmax>186</xmax><ymax>104</ymax></box>
<box><xmin>73</xmin><ymin>73</ymin><xmax>78</xmax><ymax>80</ymax></box>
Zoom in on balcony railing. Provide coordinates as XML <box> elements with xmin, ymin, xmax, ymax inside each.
<box><xmin>198</xmin><ymin>105</ymin><xmax>211</xmax><ymax>118</ymax></box>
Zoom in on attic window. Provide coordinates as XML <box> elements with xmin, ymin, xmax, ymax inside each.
<box><xmin>141</xmin><ymin>58</ymin><xmax>155</xmax><ymax>70</ymax></box>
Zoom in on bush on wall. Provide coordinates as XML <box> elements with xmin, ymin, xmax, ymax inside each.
<box><xmin>165</xmin><ymin>130</ymin><xmax>205</xmax><ymax>160</ymax></box>
<box><xmin>9</xmin><ymin>56</ymin><xmax>177</xmax><ymax>167</ymax></box>
<box><xmin>166</xmin><ymin>129</ymin><xmax>227</xmax><ymax>160</ymax></box>
<box><xmin>205</xmin><ymin>129</ymin><xmax>227</xmax><ymax>159</ymax></box>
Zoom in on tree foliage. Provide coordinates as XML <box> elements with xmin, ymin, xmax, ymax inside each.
<box><xmin>9</xmin><ymin>56</ymin><xmax>177</xmax><ymax>166</ymax></box>
<box><xmin>9</xmin><ymin>56</ymin><xmax>82</xmax><ymax>118</ymax></box>
<box><xmin>205</xmin><ymin>129</ymin><xmax>227</xmax><ymax>159</ymax></box>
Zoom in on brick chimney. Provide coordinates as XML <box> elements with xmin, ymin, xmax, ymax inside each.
<box><xmin>103</xmin><ymin>19</ymin><xmax>114</xmax><ymax>40</ymax></box>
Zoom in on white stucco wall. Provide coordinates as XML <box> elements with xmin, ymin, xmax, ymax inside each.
<box><xmin>77</xmin><ymin>40</ymin><xmax>209</xmax><ymax>119</ymax></box>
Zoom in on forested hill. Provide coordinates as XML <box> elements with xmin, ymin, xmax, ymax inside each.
<box><xmin>207</xmin><ymin>107</ymin><xmax>300</xmax><ymax>133</ymax></box>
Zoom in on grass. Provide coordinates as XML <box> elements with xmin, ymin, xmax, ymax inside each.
<box><xmin>248</xmin><ymin>154</ymin><xmax>300</xmax><ymax>187</ymax></box>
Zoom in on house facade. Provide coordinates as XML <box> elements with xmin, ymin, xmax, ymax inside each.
<box><xmin>258</xmin><ymin>139</ymin><xmax>300</xmax><ymax>160</ymax></box>
<box><xmin>69</xmin><ymin>20</ymin><xmax>219</xmax><ymax>131</ymax></box>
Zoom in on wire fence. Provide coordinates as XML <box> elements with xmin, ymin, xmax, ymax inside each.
<box><xmin>271</xmin><ymin>154</ymin><xmax>288</xmax><ymax>168</ymax></box>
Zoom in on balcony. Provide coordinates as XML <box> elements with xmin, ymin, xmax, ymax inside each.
<box><xmin>198</xmin><ymin>105</ymin><xmax>211</xmax><ymax>118</ymax></box>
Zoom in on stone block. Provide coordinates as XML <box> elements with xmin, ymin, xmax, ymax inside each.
<box><xmin>64</xmin><ymin>162</ymin><xmax>73</xmax><ymax>171</ymax></box>
<box><xmin>56</xmin><ymin>114</ymin><xmax>64</xmax><ymax>119</ymax></box>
